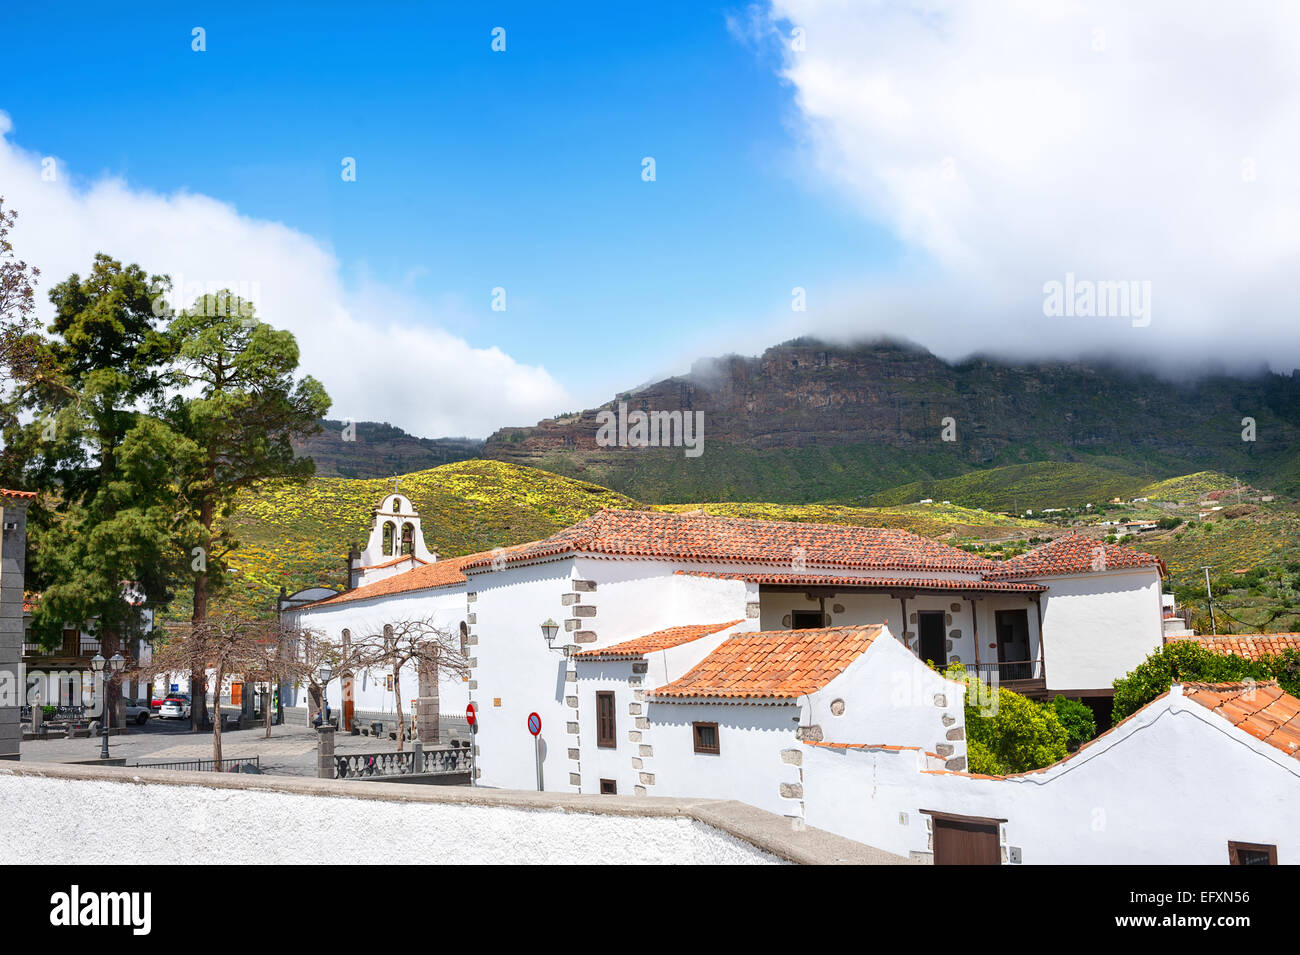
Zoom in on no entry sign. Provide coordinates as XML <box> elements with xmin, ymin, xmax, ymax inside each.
<box><xmin>465</xmin><ymin>703</ymin><xmax>476</xmax><ymax>727</ymax></box>
<box><xmin>527</xmin><ymin>712</ymin><xmax>542</xmax><ymax>736</ymax></box>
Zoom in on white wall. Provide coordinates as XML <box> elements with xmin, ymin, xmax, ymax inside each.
<box><xmin>802</xmin><ymin>687</ymin><xmax>1300</xmax><ymax>864</ymax></box>
<box><xmin>643</xmin><ymin>701</ymin><xmax>804</xmax><ymax>816</ymax></box>
<box><xmin>1039</xmin><ymin>568</ymin><xmax>1163</xmax><ymax>692</ymax></box>
<box><xmin>809</xmin><ymin>631</ymin><xmax>967</xmax><ymax>766</ymax></box>
<box><xmin>0</xmin><ymin>773</ymin><xmax>780</xmax><ymax>865</ymax></box>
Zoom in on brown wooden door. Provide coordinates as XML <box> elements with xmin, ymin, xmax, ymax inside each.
<box><xmin>933</xmin><ymin>817</ymin><xmax>1000</xmax><ymax>865</ymax></box>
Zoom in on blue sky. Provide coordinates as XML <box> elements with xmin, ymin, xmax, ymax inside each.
<box><xmin>0</xmin><ymin>2</ymin><xmax>899</xmax><ymax>417</ymax></box>
<box><xmin>3</xmin><ymin>2</ymin><xmax>1296</xmax><ymax>436</ymax></box>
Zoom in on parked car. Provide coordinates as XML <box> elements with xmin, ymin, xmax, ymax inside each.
<box><xmin>159</xmin><ymin>697</ymin><xmax>191</xmax><ymax>720</ymax></box>
<box><xmin>151</xmin><ymin>692</ymin><xmax>189</xmax><ymax>710</ymax></box>
<box><xmin>123</xmin><ymin>698</ymin><xmax>151</xmax><ymax>725</ymax></box>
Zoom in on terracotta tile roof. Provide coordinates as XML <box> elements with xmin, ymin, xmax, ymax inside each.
<box><xmin>649</xmin><ymin>625</ymin><xmax>883</xmax><ymax>701</ymax></box>
<box><xmin>297</xmin><ymin>542</ymin><xmax>538</xmax><ymax>609</ymax></box>
<box><xmin>678</xmin><ymin>570</ymin><xmax>1044</xmax><ymax>593</ymax></box>
<box><xmin>462</xmin><ymin>509</ymin><xmax>998</xmax><ymax>574</ymax></box>
<box><xmin>0</xmin><ymin>488</ymin><xmax>36</xmax><ymax>500</ymax></box>
<box><xmin>571</xmin><ymin>620</ymin><xmax>743</xmax><ymax>661</ymax></box>
<box><xmin>983</xmin><ymin>533</ymin><xmax>1166</xmax><ymax>580</ymax></box>
<box><xmin>1169</xmin><ymin>633</ymin><xmax>1300</xmax><ymax>661</ymax></box>
<box><xmin>1182</xmin><ymin>681</ymin><xmax>1300</xmax><ymax>760</ymax></box>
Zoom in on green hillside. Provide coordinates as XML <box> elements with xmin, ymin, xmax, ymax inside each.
<box><xmin>194</xmin><ymin>458</ymin><xmax>1300</xmax><ymax>635</ymax></box>
<box><xmin>207</xmin><ymin>460</ymin><xmax>636</xmax><ymax>619</ymax></box>
<box><xmin>860</xmin><ymin>461</ymin><xmax>1153</xmax><ymax>512</ymax></box>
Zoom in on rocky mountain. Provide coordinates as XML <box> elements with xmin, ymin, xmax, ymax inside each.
<box><xmin>293</xmin><ymin>420</ymin><xmax>483</xmax><ymax>479</ymax></box>
<box><xmin>482</xmin><ymin>338</ymin><xmax>1300</xmax><ymax>503</ymax></box>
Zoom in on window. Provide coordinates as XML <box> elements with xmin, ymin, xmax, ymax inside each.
<box><xmin>381</xmin><ymin>521</ymin><xmax>395</xmax><ymax>555</ymax></box>
<box><xmin>791</xmin><ymin>610</ymin><xmax>824</xmax><ymax>629</ymax></box>
<box><xmin>459</xmin><ymin>621</ymin><xmax>468</xmax><ymax>654</ymax></box>
<box><xmin>693</xmin><ymin>721</ymin><xmax>720</xmax><ymax>754</ymax></box>
<box><xmin>596</xmin><ymin>692</ymin><xmax>616</xmax><ymax>748</ymax></box>
<box><xmin>1228</xmin><ymin>841</ymin><xmax>1277</xmax><ymax>865</ymax></box>
<box><xmin>600</xmin><ymin>779</ymin><xmax>617</xmax><ymax>795</ymax></box>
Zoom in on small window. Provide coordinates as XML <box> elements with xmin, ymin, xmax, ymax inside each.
<box><xmin>596</xmin><ymin>692</ymin><xmax>617</xmax><ymax>748</ymax></box>
<box><xmin>1228</xmin><ymin>841</ymin><xmax>1277</xmax><ymax>865</ymax></box>
<box><xmin>459</xmin><ymin>621</ymin><xmax>468</xmax><ymax>654</ymax></box>
<box><xmin>600</xmin><ymin>779</ymin><xmax>617</xmax><ymax>795</ymax></box>
<box><xmin>693</xmin><ymin>721</ymin><xmax>720</xmax><ymax>754</ymax></box>
<box><xmin>791</xmin><ymin>610</ymin><xmax>824</xmax><ymax>630</ymax></box>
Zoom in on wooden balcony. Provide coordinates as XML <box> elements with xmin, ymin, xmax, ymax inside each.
<box><xmin>961</xmin><ymin>660</ymin><xmax>1047</xmax><ymax>699</ymax></box>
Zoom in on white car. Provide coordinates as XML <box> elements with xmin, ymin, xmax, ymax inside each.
<box><xmin>123</xmin><ymin>698</ymin><xmax>151</xmax><ymax>725</ymax></box>
<box><xmin>159</xmin><ymin>697</ymin><xmax>191</xmax><ymax>720</ymax></box>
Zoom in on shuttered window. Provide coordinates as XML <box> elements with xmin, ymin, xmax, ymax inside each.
<box><xmin>596</xmin><ymin>691</ymin><xmax>616</xmax><ymax>748</ymax></box>
<box><xmin>693</xmin><ymin>722</ymin><xmax>720</xmax><ymax>754</ymax></box>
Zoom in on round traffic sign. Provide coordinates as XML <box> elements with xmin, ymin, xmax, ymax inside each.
<box><xmin>465</xmin><ymin>703</ymin><xmax>476</xmax><ymax>727</ymax></box>
<box><xmin>527</xmin><ymin>712</ymin><xmax>541</xmax><ymax>736</ymax></box>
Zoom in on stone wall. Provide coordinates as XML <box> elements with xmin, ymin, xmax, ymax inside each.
<box><xmin>0</xmin><ymin>499</ymin><xmax>28</xmax><ymax>761</ymax></box>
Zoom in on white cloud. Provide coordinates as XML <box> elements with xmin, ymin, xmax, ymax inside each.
<box><xmin>0</xmin><ymin>111</ymin><xmax>570</xmax><ymax>438</ymax></box>
<box><xmin>754</xmin><ymin>0</ymin><xmax>1300</xmax><ymax>369</ymax></box>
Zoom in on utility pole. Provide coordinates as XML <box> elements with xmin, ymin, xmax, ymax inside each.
<box><xmin>1202</xmin><ymin>566</ymin><xmax>1217</xmax><ymax>635</ymax></box>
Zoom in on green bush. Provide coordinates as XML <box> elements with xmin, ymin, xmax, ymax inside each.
<box><xmin>1051</xmin><ymin>695</ymin><xmax>1096</xmax><ymax>750</ymax></box>
<box><xmin>1110</xmin><ymin>641</ymin><xmax>1298</xmax><ymax>722</ymax></box>
<box><xmin>945</xmin><ymin>665</ymin><xmax>1069</xmax><ymax>775</ymax></box>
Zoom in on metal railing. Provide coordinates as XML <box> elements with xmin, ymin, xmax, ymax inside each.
<box><xmin>335</xmin><ymin>744</ymin><xmax>471</xmax><ymax>779</ymax></box>
<box><xmin>20</xmin><ymin>705</ymin><xmax>87</xmax><ymax>723</ymax></box>
<box><xmin>962</xmin><ymin>660</ymin><xmax>1044</xmax><ymax>684</ymax></box>
<box><xmin>131</xmin><ymin>756</ymin><xmax>261</xmax><ymax>773</ymax></box>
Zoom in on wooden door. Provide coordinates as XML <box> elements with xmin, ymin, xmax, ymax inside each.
<box><xmin>933</xmin><ymin>816</ymin><xmax>1001</xmax><ymax>865</ymax></box>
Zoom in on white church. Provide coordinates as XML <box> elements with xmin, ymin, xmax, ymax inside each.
<box><xmin>282</xmin><ymin>491</ymin><xmax>1299</xmax><ymax>864</ymax></box>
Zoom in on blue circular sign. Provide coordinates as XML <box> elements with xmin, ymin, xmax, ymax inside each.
<box><xmin>527</xmin><ymin>712</ymin><xmax>541</xmax><ymax>736</ymax></box>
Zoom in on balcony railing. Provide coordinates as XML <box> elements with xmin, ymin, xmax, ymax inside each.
<box><xmin>962</xmin><ymin>660</ymin><xmax>1044</xmax><ymax>685</ymax></box>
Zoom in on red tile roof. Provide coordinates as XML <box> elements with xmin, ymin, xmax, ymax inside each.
<box><xmin>361</xmin><ymin>554</ymin><xmax>431</xmax><ymax>571</ymax></box>
<box><xmin>678</xmin><ymin>571</ymin><xmax>1044</xmax><ymax>593</ymax></box>
<box><xmin>1169</xmin><ymin>633</ymin><xmax>1300</xmax><ymax>661</ymax></box>
<box><xmin>298</xmin><ymin>542</ymin><xmax>538</xmax><ymax>609</ymax></box>
<box><xmin>571</xmin><ymin>620</ymin><xmax>744</xmax><ymax>661</ymax></box>
<box><xmin>1183</xmin><ymin>681</ymin><xmax>1300</xmax><ymax>761</ymax></box>
<box><xmin>650</xmin><ymin>625</ymin><xmax>883</xmax><ymax>700</ymax></box>
<box><xmin>983</xmin><ymin>533</ymin><xmax>1166</xmax><ymax>579</ymax></box>
<box><xmin>0</xmin><ymin>488</ymin><xmax>35</xmax><ymax>500</ymax></box>
<box><xmin>462</xmin><ymin>510</ymin><xmax>998</xmax><ymax>574</ymax></box>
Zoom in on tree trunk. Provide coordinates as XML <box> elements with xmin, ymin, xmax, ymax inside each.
<box><xmin>392</xmin><ymin>663</ymin><xmax>404</xmax><ymax>752</ymax></box>
<box><xmin>212</xmin><ymin>664</ymin><xmax>223</xmax><ymax>767</ymax></box>
<box><xmin>264</xmin><ymin>681</ymin><xmax>272</xmax><ymax>738</ymax></box>
<box><xmin>189</xmin><ymin>477</ymin><xmax>215</xmax><ymax>732</ymax></box>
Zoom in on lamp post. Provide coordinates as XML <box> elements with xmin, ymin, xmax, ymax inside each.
<box><xmin>91</xmin><ymin>652</ymin><xmax>126</xmax><ymax>759</ymax></box>
<box><xmin>318</xmin><ymin>661</ymin><xmax>333</xmax><ymax>728</ymax></box>
<box><xmin>540</xmin><ymin>618</ymin><xmax>563</xmax><ymax>655</ymax></box>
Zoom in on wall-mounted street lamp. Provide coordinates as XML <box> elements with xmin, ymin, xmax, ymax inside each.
<box><xmin>90</xmin><ymin>651</ymin><xmax>126</xmax><ymax>760</ymax></box>
<box><xmin>540</xmin><ymin>618</ymin><xmax>565</xmax><ymax>655</ymax></box>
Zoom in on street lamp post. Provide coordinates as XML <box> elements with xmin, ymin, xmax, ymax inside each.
<box><xmin>318</xmin><ymin>662</ymin><xmax>333</xmax><ymax>728</ymax></box>
<box><xmin>91</xmin><ymin>652</ymin><xmax>126</xmax><ymax>760</ymax></box>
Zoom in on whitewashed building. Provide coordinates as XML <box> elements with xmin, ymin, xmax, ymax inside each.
<box><xmin>801</xmin><ymin>681</ymin><xmax>1300</xmax><ymax>864</ymax></box>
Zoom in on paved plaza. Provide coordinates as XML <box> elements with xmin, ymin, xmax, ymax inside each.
<box><xmin>18</xmin><ymin>717</ymin><xmax>467</xmax><ymax>777</ymax></box>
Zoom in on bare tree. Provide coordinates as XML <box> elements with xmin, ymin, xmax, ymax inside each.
<box><xmin>138</xmin><ymin>613</ymin><xmax>283</xmax><ymax>766</ymax></box>
<box><xmin>355</xmin><ymin>617</ymin><xmax>468</xmax><ymax>751</ymax></box>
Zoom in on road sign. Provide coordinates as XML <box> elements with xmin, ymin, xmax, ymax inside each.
<box><xmin>527</xmin><ymin>712</ymin><xmax>541</xmax><ymax>736</ymax></box>
<box><xmin>466</xmin><ymin>703</ymin><xmax>476</xmax><ymax>727</ymax></box>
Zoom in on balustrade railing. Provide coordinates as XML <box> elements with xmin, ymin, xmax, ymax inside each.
<box><xmin>334</xmin><ymin>744</ymin><xmax>472</xmax><ymax>779</ymax></box>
